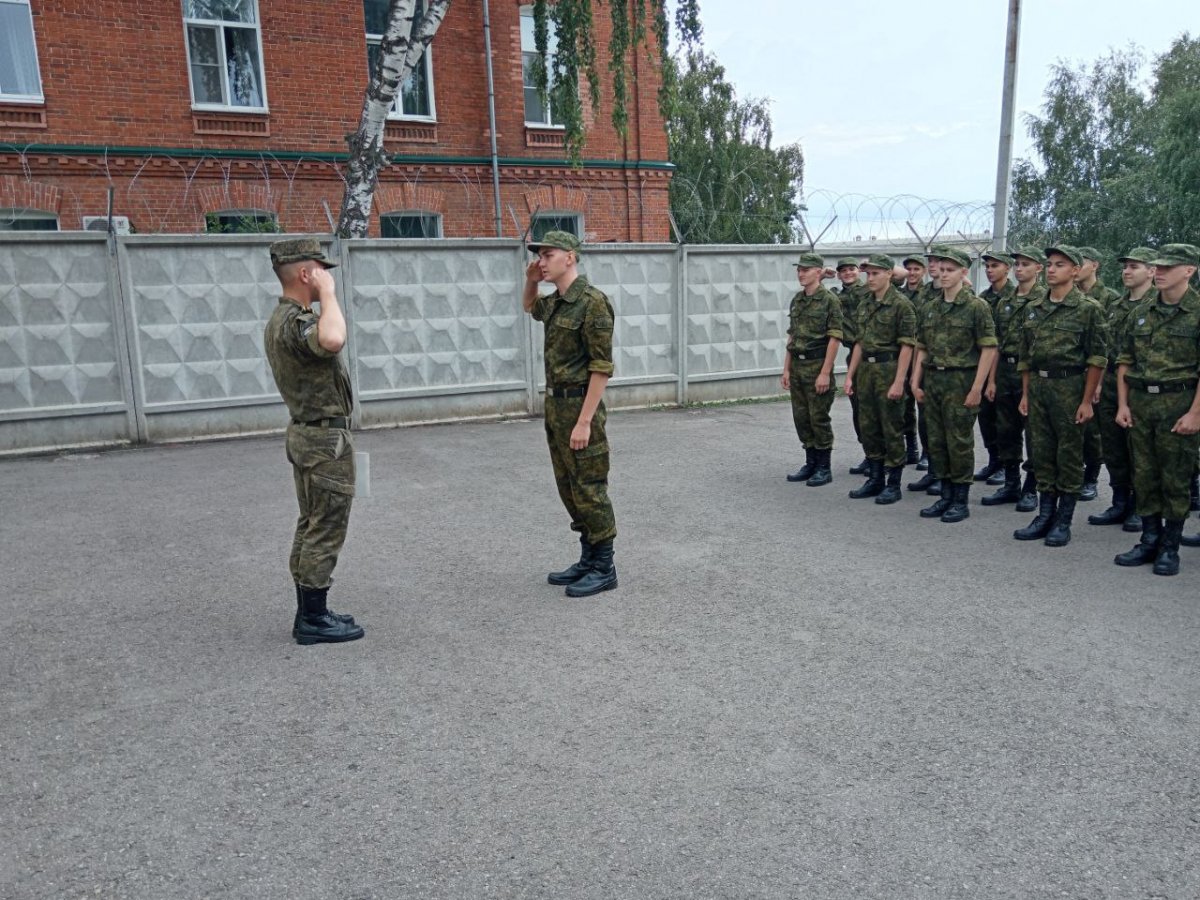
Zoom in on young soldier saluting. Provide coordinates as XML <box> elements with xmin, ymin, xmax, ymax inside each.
<box><xmin>782</xmin><ymin>252</ymin><xmax>843</xmax><ymax>487</ymax></box>
<box><xmin>1114</xmin><ymin>244</ymin><xmax>1200</xmax><ymax>576</ymax></box>
<box><xmin>843</xmin><ymin>253</ymin><xmax>917</xmax><ymax>504</ymax></box>
<box><xmin>1014</xmin><ymin>246</ymin><xmax>1108</xmax><ymax>547</ymax></box>
<box><xmin>522</xmin><ymin>231</ymin><xmax>619</xmax><ymax>597</ymax></box>
<box><xmin>910</xmin><ymin>247</ymin><xmax>998</xmax><ymax>523</ymax></box>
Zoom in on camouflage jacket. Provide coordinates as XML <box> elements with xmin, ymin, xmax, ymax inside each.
<box><xmin>264</xmin><ymin>297</ymin><xmax>353</xmax><ymax>421</ymax></box>
<box><xmin>787</xmin><ymin>284</ymin><xmax>843</xmax><ymax>354</ymax></box>
<box><xmin>916</xmin><ymin>288</ymin><xmax>997</xmax><ymax>369</ymax></box>
<box><xmin>1105</xmin><ymin>288</ymin><xmax>1158</xmax><ymax>369</ymax></box>
<box><xmin>850</xmin><ymin>286</ymin><xmax>917</xmax><ymax>353</ymax></box>
<box><xmin>980</xmin><ymin>281</ymin><xmax>1017</xmax><ymax>313</ymax></box>
<box><xmin>994</xmin><ymin>285</ymin><xmax>1044</xmax><ymax>357</ymax></box>
<box><xmin>1087</xmin><ymin>279</ymin><xmax>1121</xmax><ymax>310</ymax></box>
<box><xmin>531</xmin><ymin>275</ymin><xmax>616</xmax><ymax>387</ymax></box>
<box><xmin>835</xmin><ymin>283</ymin><xmax>870</xmax><ymax>340</ymax></box>
<box><xmin>1017</xmin><ymin>287</ymin><xmax>1108</xmax><ymax>373</ymax></box>
<box><xmin>1116</xmin><ymin>287</ymin><xmax>1200</xmax><ymax>384</ymax></box>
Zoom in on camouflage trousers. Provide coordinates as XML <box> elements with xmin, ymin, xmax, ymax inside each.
<box><xmin>286</xmin><ymin>423</ymin><xmax>355</xmax><ymax>589</ymax></box>
<box><xmin>856</xmin><ymin>358</ymin><xmax>906</xmax><ymax>468</ymax></box>
<box><xmin>845</xmin><ymin>343</ymin><xmax>863</xmax><ymax>444</ymax></box>
<box><xmin>904</xmin><ymin>380</ymin><xmax>917</xmax><ymax>438</ymax></box>
<box><xmin>545</xmin><ymin>395</ymin><xmax>617</xmax><ymax>543</ymax></box>
<box><xmin>993</xmin><ymin>360</ymin><xmax>1027</xmax><ymax>465</ymax></box>
<box><xmin>1027</xmin><ymin>373</ymin><xmax>1086</xmax><ymax>496</ymax></box>
<box><xmin>1128</xmin><ymin>387</ymin><xmax>1200</xmax><ymax>521</ymax></box>
<box><xmin>1097</xmin><ymin>370</ymin><xmax>1132</xmax><ymax>488</ymax></box>
<box><xmin>924</xmin><ymin>368</ymin><xmax>979</xmax><ymax>484</ymax></box>
<box><xmin>789</xmin><ymin>358</ymin><xmax>836</xmax><ymax>450</ymax></box>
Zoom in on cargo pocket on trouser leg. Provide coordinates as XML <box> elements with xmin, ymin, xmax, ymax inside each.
<box><xmin>299</xmin><ymin>447</ymin><xmax>356</xmax><ymax>589</ymax></box>
<box><xmin>571</xmin><ymin>441</ymin><xmax>616</xmax><ymax>543</ymax></box>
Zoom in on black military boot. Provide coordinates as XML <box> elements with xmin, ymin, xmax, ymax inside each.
<box><xmin>849</xmin><ymin>460</ymin><xmax>884</xmax><ymax>499</ymax></box>
<box><xmin>941</xmin><ymin>483</ymin><xmax>971</xmax><ymax>523</ymax></box>
<box><xmin>905</xmin><ymin>432</ymin><xmax>920</xmax><ymax>465</ymax></box>
<box><xmin>1087</xmin><ymin>484</ymin><xmax>1131</xmax><ymax>526</ymax></box>
<box><xmin>1180</xmin><ymin>527</ymin><xmax>1200</xmax><ymax>548</ymax></box>
<box><xmin>920</xmin><ymin>480</ymin><xmax>953</xmax><ymax>518</ymax></box>
<box><xmin>974</xmin><ymin>454</ymin><xmax>1001</xmax><ymax>483</ymax></box>
<box><xmin>787</xmin><ymin>449</ymin><xmax>816</xmax><ymax>483</ymax></box>
<box><xmin>293</xmin><ymin>582</ymin><xmax>356</xmax><ymax>639</ymax></box>
<box><xmin>1044</xmin><ymin>493</ymin><xmax>1078</xmax><ymax>547</ymax></box>
<box><xmin>806</xmin><ymin>448</ymin><xmax>833</xmax><ymax>487</ymax></box>
<box><xmin>907</xmin><ymin>466</ymin><xmax>937</xmax><ymax>491</ymax></box>
<box><xmin>1014</xmin><ymin>471</ymin><xmax>1038</xmax><ymax>513</ymax></box>
<box><xmin>1014</xmin><ymin>492</ymin><xmax>1057</xmax><ymax>540</ymax></box>
<box><xmin>565</xmin><ymin>539</ymin><xmax>618</xmax><ymax>597</ymax></box>
<box><xmin>1115</xmin><ymin>516</ymin><xmax>1162</xmax><ymax>566</ymax></box>
<box><xmin>849</xmin><ymin>456</ymin><xmax>870</xmax><ymax>476</ymax></box>
<box><xmin>981</xmin><ymin>464</ymin><xmax>1021</xmax><ymax>506</ymax></box>
<box><xmin>875</xmin><ymin>466</ymin><xmax>903</xmax><ymax>505</ymax></box>
<box><xmin>915</xmin><ymin>450</ymin><xmax>929</xmax><ymax>471</ymax></box>
<box><xmin>1123</xmin><ymin>491</ymin><xmax>1142</xmax><ymax>533</ymax></box>
<box><xmin>1079</xmin><ymin>463</ymin><xmax>1100</xmax><ymax>502</ymax></box>
<box><xmin>295</xmin><ymin>585</ymin><xmax>365</xmax><ymax>645</ymax></box>
<box><xmin>1153</xmin><ymin>519</ymin><xmax>1183</xmax><ymax>575</ymax></box>
<box><xmin>548</xmin><ymin>535</ymin><xmax>594</xmax><ymax>585</ymax></box>
<box><xmin>925</xmin><ymin>475</ymin><xmax>943</xmax><ymax>496</ymax></box>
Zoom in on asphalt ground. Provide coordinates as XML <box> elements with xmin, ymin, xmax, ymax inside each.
<box><xmin>3</xmin><ymin>398</ymin><xmax>1199</xmax><ymax>900</ymax></box>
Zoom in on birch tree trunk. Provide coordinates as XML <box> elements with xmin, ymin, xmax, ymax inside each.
<box><xmin>337</xmin><ymin>0</ymin><xmax>452</xmax><ymax>238</ymax></box>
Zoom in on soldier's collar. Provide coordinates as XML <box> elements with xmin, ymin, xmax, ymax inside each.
<box><xmin>560</xmin><ymin>275</ymin><xmax>590</xmax><ymax>303</ymax></box>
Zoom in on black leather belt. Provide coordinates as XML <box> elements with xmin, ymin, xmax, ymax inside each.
<box><xmin>862</xmin><ymin>352</ymin><xmax>897</xmax><ymax>364</ymax></box>
<box><xmin>791</xmin><ymin>342</ymin><xmax>829</xmax><ymax>361</ymax></box>
<box><xmin>547</xmin><ymin>385</ymin><xmax>587</xmax><ymax>398</ymax></box>
<box><xmin>293</xmin><ymin>416</ymin><xmax>350</xmax><ymax>429</ymax></box>
<box><xmin>930</xmin><ymin>365</ymin><xmax>974</xmax><ymax>372</ymax></box>
<box><xmin>1130</xmin><ymin>379</ymin><xmax>1199</xmax><ymax>395</ymax></box>
<box><xmin>1035</xmin><ymin>366</ymin><xmax>1086</xmax><ymax>379</ymax></box>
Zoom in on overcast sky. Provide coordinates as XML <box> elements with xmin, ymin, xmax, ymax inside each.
<box><xmin>697</xmin><ymin>0</ymin><xmax>1193</xmax><ymax>233</ymax></box>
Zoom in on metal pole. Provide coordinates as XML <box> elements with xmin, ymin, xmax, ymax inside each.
<box><xmin>482</xmin><ymin>0</ymin><xmax>504</xmax><ymax>237</ymax></box>
<box><xmin>992</xmin><ymin>0</ymin><xmax>1021</xmax><ymax>251</ymax></box>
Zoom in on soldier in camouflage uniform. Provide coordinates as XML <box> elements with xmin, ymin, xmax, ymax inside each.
<box><xmin>1114</xmin><ymin>244</ymin><xmax>1200</xmax><ymax>576</ymax></box>
<box><xmin>1077</xmin><ymin>248</ymin><xmax>1122</xmax><ymax>309</ymax></box>
<box><xmin>1075</xmin><ymin>248</ymin><xmax>1119</xmax><ymax>501</ymax></box>
<box><xmin>843</xmin><ymin>253</ymin><xmax>917</xmax><ymax>504</ymax></box>
<box><xmin>1087</xmin><ymin>247</ymin><xmax>1157</xmax><ymax>531</ymax></box>
<box><xmin>898</xmin><ymin>253</ymin><xmax>926</xmax><ymax>465</ymax></box>
<box><xmin>907</xmin><ymin>250</ymin><xmax>946</xmax><ymax>492</ymax></box>
<box><xmin>910</xmin><ymin>247</ymin><xmax>998</xmax><ymax>523</ymax></box>
<box><xmin>975</xmin><ymin>251</ymin><xmax>1018</xmax><ymax>486</ymax></box>
<box><xmin>782</xmin><ymin>252</ymin><xmax>843</xmax><ymax>487</ymax></box>
<box><xmin>983</xmin><ymin>248</ymin><xmax>1044</xmax><ymax>506</ymax></box>
<box><xmin>263</xmin><ymin>238</ymin><xmax>364</xmax><ymax>645</ymax></box>
<box><xmin>1014</xmin><ymin>246</ymin><xmax>1108</xmax><ymax>547</ymax></box>
<box><xmin>522</xmin><ymin>231</ymin><xmax>619</xmax><ymax>598</ymax></box>
<box><xmin>834</xmin><ymin>258</ymin><xmax>871</xmax><ymax>475</ymax></box>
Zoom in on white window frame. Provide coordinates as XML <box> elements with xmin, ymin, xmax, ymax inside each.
<box><xmin>531</xmin><ymin>212</ymin><xmax>582</xmax><ymax>242</ymax></box>
<box><xmin>364</xmin><ymin>1</ymin><xmax>436</xmax><ymax>122</ymax></box>
<box><xmin>182</xmin><ymin>0</ymin><xmax>269</xmax><ymax>113</ymax></box>
<box><xmin>0</xmin><ymin>209</ymin><xmax>58</xmax><ymax>231</ymax></box>
<box><xmin>520</xmin><ymin>4</ymin><xmax>564</xmax><ymax>129</ymax></box>
<box><xmin>0</xmin><ymin>0</ymin><xmax>44</xmax><ymax>103</ymax></box>
<box><xmin>380</xmin><ymin>210</ymin><xmax>443</xmax><ymax>239</ymax></box>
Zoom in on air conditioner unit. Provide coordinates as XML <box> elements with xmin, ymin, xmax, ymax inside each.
<box><xmin>82</xmin><ymin>215</ymin><xmax>131</xmax><ymax>235</ymax></box>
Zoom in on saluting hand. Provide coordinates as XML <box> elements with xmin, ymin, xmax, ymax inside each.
<box><xmin>525</xmin><ymin>260</ymin><xmax>542</xmax><ymax>283</ymax></box>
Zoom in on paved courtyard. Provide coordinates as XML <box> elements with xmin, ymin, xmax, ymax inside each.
<box><xmin>3</xmin><ymin>400</ymin><xmax>1198</xmax><ymax>899</ymax></box>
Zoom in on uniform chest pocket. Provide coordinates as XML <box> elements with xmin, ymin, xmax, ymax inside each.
<box><xmin>1131</xmin><ymin>324</ymin><xmax>1153</xmax><ymax>338</ymax></box>
<box><xmin>1051</xmin><ymin>322</ymin><xmax>1084</xmax><ymax>335</ymax></box>
<box><xmin>1166</xmin><ymin>324</ymin><xmax>1200</xmax><ymax>338</ymax></box>
<box><xmin>552</xmin><ymin>317</ymin><xmax>583</xmax><ymax>332</ymax></box>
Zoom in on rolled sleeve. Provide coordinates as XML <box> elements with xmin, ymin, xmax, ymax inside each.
<box><xmin>583</xmin><ymin>300</ymin><xmax>615</xmax><ymax>377</ymax></box>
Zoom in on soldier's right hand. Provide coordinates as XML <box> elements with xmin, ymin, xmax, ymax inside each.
<box><xmin>1115</xmin><ymin>405</ymin><xmax>1133</xmax><ymax>429</ymax></box>
<box><xmin>525</xmin><ymin>260</ymin><xmax>542</xmax><ymax>283</ymax></box>
<box><xmin>309</xmin><ymin>265</ymin><xmax>336</xmax><ymax>299</ymax></box>
<box><xmin>780</xmin><ymin>369</ymin><xmax>790</xmax><ymax>389</ymax></box>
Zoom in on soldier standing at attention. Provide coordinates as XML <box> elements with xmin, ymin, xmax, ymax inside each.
<box><xmin>898</xmin><ymin>253</ymin><xmax>926</xmax><ymax>465</ymax></box>
<box><xmin>843</xmin><ymin>253</ymin><xmax>917</xmax><ymax>504</ymax></box>
<box><xmin>1087</xmin><ymin>247</ymin><xmax>1157</xmax><ymax>531</ymax></box>
<box><xmin>982</xmin><ymin>248</ymin><xmax>1042</xmax><ymax>507</ymax></box>
<box><xmin>1077</xmin><ymin>248</ymin><xmax>1122</xmax><ymax>309</ymax></box>
<box><xmin>908</xmin><ymin>250</ymin><xmax>946</xmax><ymax>492</ymax></box>
<box><xmin>522</xmin><ymin>231</ymin><xmax>619</xmax><ymax>598</ymax></box>
<box><xmin>263</xmin><ymin>238</ymin><xmax>364</xmax><ymax>645</ymax></box>
<box><xmin>782</xmin><ymin>252</ymin><xmax>843</xmax><ymax>487</ymax></box>
<box><xmin>1007</xmin><ymin>249</ymin><xmax>1049</xmax><ymax>512</ymax></box>
<box><xmin>974</xmin><ymin>251</ymin><xmax>1018</xmax><ymax>487</ymax></box>
<box><xmin>1113</xmin><ymin>244</ymin><xmax>1200</xmax><ymax>576</ymax></box>
<box><xmin>1075</xmin><ymin>248</ymin><xmax>1117</xmax><ymax>501</ymax></box>
<box><xmin>834</xmin><ymin>258</ymin><xmax>871</xmax><ymax>475</ymax></box>
<box><xmin>910</xmin><ymin>247</ymin><xmax>998</xmax><ymax>523</ymax></box>
<box><xmin>1014</xmin><ymin>246</ymin><xmax>1108</xmax><ymax>547</ymax></box>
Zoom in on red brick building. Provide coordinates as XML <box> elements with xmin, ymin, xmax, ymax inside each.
<box><xmin>0</xmin><ymin>0</ymin><xmax>672</xmax><ymax>240</ymax></box>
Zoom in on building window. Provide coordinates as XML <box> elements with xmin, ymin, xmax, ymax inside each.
<box><xmin>0</xmin><ymin>0</ymin><xmax>43</xmax><ymax>101</ymax></box>
<box><xmin>0</xmin><ymin>209</ymin><xmax>58</xmax><ymax>231</ymax></box>
<box><xmin>530</xmin><ymin>213</ymin><xmax>580</xmax><ymax>242</ymax></box>
<box><xmin>520</xmin><ymin>5</ymin><xmax>562</xmax><ymax>127</ymax></box>
<box><xmin>183</xmin><ymin>0</ymin><xmax>266</xmax><ymax>110</ymax></box>
<box><xmin>380</xmin><ymin>212</ymin><xmax>442</xmax><ymax>239</ymax></box>
<box><xmin>364</xmin><ymin>0</ymin><xmax>435</xmax><ymax>120</ymax></box>
<box><xmin>204</xmin><ymin>210</ymin><xmax>279</xmax><ymax>233</ymax></box>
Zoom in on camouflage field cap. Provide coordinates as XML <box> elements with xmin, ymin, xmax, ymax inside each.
<box><xmin>982</xmin><ymin>250</ymin><xmax>1014</xmax><ymax>266</ymax></box>
<box><xmin>1117</xmin><ymin>247</ymin><xmax>1158</xmax><ymax>264</ymax></box>
<box><xmin>527</xmin><ymin>230</ymin><xmax>582</xmax><ymax>254</ymax></box>
<box><xmin>931</xmin><ymin>247</ymin><xmax>971</xmax><ymax>268</ymax></box>
<box><xmin>862</xmin><ymin>252</ymin><xmax>895</xmax><ymax>270</ymax></box>
<box><xmin>793</xmin><ymin>251</ymin><xmax>825</xmax><ymax>269</ymax></box>
<box><xmin>1150</xmin><ymin>243</ymin><xmax>1200</xmax><ymax>267</ymax></box>
<box><xmin>926</xmin><ymin>244</ymin><xmax>950</xmax><ymax>259</ymax></box>
<box><xmin>1045</xmin><ymin>245</ymin><xmax>1083</xmax><ymax>266</ymax></box>
<box><xmin>835</xmin><ymin>256</ymin><xmax>860</xmax><ymax>270</ymax></box>
<box><xmin>901</xmin><ymin>253</ymin><xmax>927</xmax><ymax>268</ymax></box>
<box><xmin>269</xmin><ymin>237</ymin><xmax>337</xmax><ymax>268</ymax></box>
<box><xmin>1076</xmin><ymin>246</ymin><xmax>1104</xmax><ymax>262</ymax></box>
<box><xmin>1012</xmin><ymin>246</ymin><xmax>1048</xmax><ymax>265</ymax></box>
